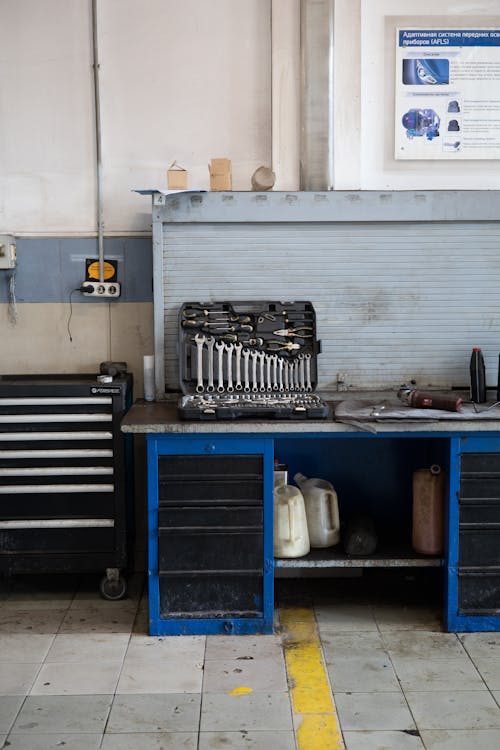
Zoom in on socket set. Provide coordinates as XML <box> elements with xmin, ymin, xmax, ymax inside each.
<box><xmin>178</xmin><ymin>301</ymin><xmax>330</xmax><ymax>420</ymax></box>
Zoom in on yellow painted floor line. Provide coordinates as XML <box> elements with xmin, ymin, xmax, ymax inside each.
<box><xmin>280</xmin><ymin>606</ymin><xmax>344</xmax><ymax>750</ymax></box>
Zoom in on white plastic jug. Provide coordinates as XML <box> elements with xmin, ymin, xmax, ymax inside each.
<box><xmin>274</xmin><ymin>484</ymin><xmax>310</xmax><ymax>558</ymax></box>
<box><xmin>294</xmin><ymin>472</ymin><xmax>340</xmax><ymax>548</ymax></box>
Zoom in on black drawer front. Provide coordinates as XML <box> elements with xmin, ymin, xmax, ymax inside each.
<box><xmin>459</xmin><ymin>529</ymin><xmax>500</xmax><ymax>567</ymax></box>
<box><xmin>461</xmin><ymin>453</ymin><xmax>500</xmax><ymax>475</ymax></box>
<box><xmin>459</xmin><ymin>570</ymin><xmax>500</xmax><ymax>614</ymax></box>
<box><xmin>0</xmin><ymin>527</ymin><xmax>115</xmax><ymax>554</ymax></box>
<box><xmin>159</xmin><ymin>573</ymin><xmax>263</xmax><ymax>617</ymax></box>
<box><xmin>158</xmin><ymin>506</ymin><xmax>263</xmax><ymax>529</ymax></box>
<box><xmin>158</xmin><ymin>454</ymin><xmax>263</xmax><ymax>506</ymax></box>
<box><xmin>159</xmin><ymin>529</ymin><xmax>262</xmax><ymax>572</ymax></box>
<box><xmin>0</xmin><ymin>494</ymin><xmax>115</xmax><ymax>520</ymax></box>
<box><xmin>460</xmin><ymin>504</ymin><xmax>500</xmax><ymax>525</ymax></box>
<box><xmin>460</xmin><ymin>478</ymin><xmax>500</xmax><ymax>502</ymax></box>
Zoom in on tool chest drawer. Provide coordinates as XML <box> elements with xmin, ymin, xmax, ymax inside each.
<box><xmin>459</xmin><ymin>528</ymin><xmax>500</xmax><ymax>567</ymax></box>
<box><xmin>0</xmin><ymin>373</ymin><xmax>133</xmax><ymax>599</ymax></box>
<box><xmin>147</xmin><ymin>436</ymin><xmax>274</xmax><ymax>635</ymax></box>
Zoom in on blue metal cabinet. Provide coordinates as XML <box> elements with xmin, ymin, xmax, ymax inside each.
<box><xmin>447</xmin><ymin>435</ymin><xmax>500</xmax><ymax>632</ymax></box>
<box><xmin>146</xmin><ymin>434</ymin><xmax>274</xmax><ymax>635</ymax></box>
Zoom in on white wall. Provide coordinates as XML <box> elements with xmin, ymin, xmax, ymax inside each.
<box><xmin>1</xmin><ymin>0</ymin><xmax>500</xmax><ymax>237</ymax></box>
<box><xmin>0</xmin><ymin>0</ymin><xmax>96</xmax><ymax>235</ymax></box>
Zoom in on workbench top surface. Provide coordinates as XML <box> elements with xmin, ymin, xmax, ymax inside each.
<box><xmin>121</xmin><ymin>393</ymin><xmax>500</xmax><ymax>435</ymax></box>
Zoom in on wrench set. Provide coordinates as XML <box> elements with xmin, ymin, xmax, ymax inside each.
<box><xmin>178</xmin><ymin>301</ymin><xmax>329</xmax><ymax>420</ymax></box>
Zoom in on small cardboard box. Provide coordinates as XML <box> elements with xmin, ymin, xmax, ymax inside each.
<box><xmin>167</xmin><ymin>162</ymin><xmax>188</xmax><ymax>190</ymax></box>
<box><xmin>209</xmin><ymin>158</ymin><xmax>232</xmax><ymax>191</ymax></box>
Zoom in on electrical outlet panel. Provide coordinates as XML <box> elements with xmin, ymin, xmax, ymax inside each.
<box><xmin>82</xmin><ymin>281</ymin><xmax>121</xmax><ymax>298</ymax></box>
<box><xmin>0</xmin><ymin>235</ymin><xmax>16</xmax><ymax>269</ymax></box>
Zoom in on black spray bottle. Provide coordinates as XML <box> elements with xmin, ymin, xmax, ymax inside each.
<box><xmin>470</xmin><ymin>347</ymin><xmax>486</xmax><ymax>403</ymax></box>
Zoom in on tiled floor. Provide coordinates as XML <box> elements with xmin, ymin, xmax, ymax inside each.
<box><xmin>0</xmin><ymin>572</ymin><xmax>499</xmax><ymax>749</ymax></box>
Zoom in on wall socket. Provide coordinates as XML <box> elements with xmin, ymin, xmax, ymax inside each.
<box><xmin>82</xmin><ymin>281</ymin><xmax>121</xmax><ymax>298</ymax></box>
<box><xmin>0</xmin><ymin>235</ymin><xmax>16</xmax><ymax>269</ymax></box>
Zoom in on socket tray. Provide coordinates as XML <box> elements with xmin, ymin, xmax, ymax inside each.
<box><xmin>177</xmin><ymin>300</ymin><xmax>329</xmax><ymax>420</ymax></box>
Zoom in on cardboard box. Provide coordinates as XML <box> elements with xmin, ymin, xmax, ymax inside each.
<box><xmin>209</xmin><ymin>158</ymin><xmax>232</xmax><ymax>191</ymax></box>
<box><xmin>167</xmin><ymin>162</ymin><xmax>188</xmax><ymax>190</ymax></box>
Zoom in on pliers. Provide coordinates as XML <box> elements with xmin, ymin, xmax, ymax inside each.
<box><xmin>267</xmin><ymin>341</ymin><xmax>301</xmax><ymax>351</ymax></box>
<box><xmin>272</xmin><ymin>326</ymin><xmax>313</xmax><ymax>338</ymax></box>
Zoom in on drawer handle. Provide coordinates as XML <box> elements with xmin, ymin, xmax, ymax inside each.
<box><xmin>204</xmin><ymin>443</ymin><xmax>216</xmax><ymax>454</ymax></box>
<box><xmin>223</xmin><ymin>621</ymin><xmax>234</xmax><ymax>634</ymax></box>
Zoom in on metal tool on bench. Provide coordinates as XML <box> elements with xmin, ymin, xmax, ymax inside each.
<box><xmin>179</xmin><ymin>301</ymin><xmax>329</xmax><ymax>420</ymax></box>
<box><xmin>398</xmin><ymin>384</ymin><xmax>462</xmax><ymax>413</ymax></box>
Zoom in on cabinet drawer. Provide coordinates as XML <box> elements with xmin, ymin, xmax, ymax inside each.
<box><xmin>159</xmin><ymin>529</ymin><xmax>262</xmax><ymax>572</ymax></box>
<box><xmin>159</xmin><ymin>573</ymin><xmax>263</xmax><ymax>617</ymax></box>
<box><xmin>459</xmin><ymin>570</ymin><xmax>500</xmax><ymax>614</ymax></box>
<box><xmin>459</xmin><ymin>529</ymin><xmax>500</xmax><ymax>567</ymax></box>
<box><xmin>460</xmin><ymin>503</ymin><xmax>500</xmax><ymax>526</ymax></box>
<box><xmin>0</xmin><ymin>527</ymin><xmax>115</xmax><ymax>554</ymax></box>
<box><xmin>158</xmin><ymin>454</ymin><xmax>263</xmax><ymax>506</ymax></box>
<box><xmin>460</xmin><ymin>477</ymin><xmax>500</xmax><ymax>502</ymax></box>
<box><xmin>461</xmin><ymin>453</ymin><xmax>500</xmax><ymax>475</ymax></box>
<box><xmin>158</xmin><ymin>506</ymin><xmax>262</xmax><ymax>529</ymax></box>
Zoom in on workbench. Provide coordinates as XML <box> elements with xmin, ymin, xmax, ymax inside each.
<box><xmin>122</xmin><ymin>398</ymin><xmax>500</xmax><ymax>635</ymax></box>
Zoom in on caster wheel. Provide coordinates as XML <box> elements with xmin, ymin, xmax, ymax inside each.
<box><xmin>99</xmin><ymin>574</ymin><xmax>127</xmax><ymax>601</ymax></box>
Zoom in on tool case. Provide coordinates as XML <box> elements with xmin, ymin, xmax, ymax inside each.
<box><xmin>177</xmin><ymin>300</ymin><xmax>330</xmax><ymax>420</ymax></box>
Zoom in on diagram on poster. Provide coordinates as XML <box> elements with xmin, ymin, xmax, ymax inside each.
<box><xmin>395</xmin><ymin>29</ymin><xmax>500</xmax><ymax>159</ymax></box>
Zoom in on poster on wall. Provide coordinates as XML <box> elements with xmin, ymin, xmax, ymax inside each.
<box><xmin>395</xmin><ymin>29</ymin><xmax>500</xmax><ymax>160</ymax></box>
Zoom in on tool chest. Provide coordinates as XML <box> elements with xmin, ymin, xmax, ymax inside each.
<box><xmin>177</xmin><ymin>300</ymin><xmax>329</xmax><ymax>420</ymax></box>
<box><xmin>0</xmin><ymin>373</ymin><xmax>133</xmax><ymax>599</ymax></box>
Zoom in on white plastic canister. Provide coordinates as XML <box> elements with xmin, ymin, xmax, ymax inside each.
<box><xmin>273</xmin><ymin>484</ymin><xmax>310</xmax><ymax>558</ymax></box>
<box><xmin>294</xmin><ymin>472</ymin><xmax>340</xmax><ymax>548</ymax></box>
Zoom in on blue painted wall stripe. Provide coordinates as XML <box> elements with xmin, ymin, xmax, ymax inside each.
<box><xmin>0</xmin><ymin>238</ymin><xmax>153</xmax><ymax>303</ymax></box>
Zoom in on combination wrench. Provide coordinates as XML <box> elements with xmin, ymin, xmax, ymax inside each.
<box><xmin>242</xmin><ymin>348</ymin><xmax>251</xmax><ymax>392</ymax></box>
<box><xmin>278</xmin><ymin>357</ymin><xmax>284</xmax><ymax>391</ymax></box>
<box><xmin>250</xmin><ymin>349</ymin><xmax>258</xmax><ymax>392</ymax></box>
<box><xmin>225</xmin><ymin>342</ymin><xmax>234</xmax><ymax>392</ymax></box>
<box><xmin>215</xmin><ymin>341</ymin><xmax>225</xmax><ymax>393</ymax></box>
<box><xmin>257</xmin><ymin>351</ymin><xmax>265</xmax><ymax>391</ymax></box>
<box><xmin>206</xmin><ymin>336</ymin><xmax>215</xmax><ymax>392</ymax></box>
<box><xmin>271</xmin><ymin>354</ymin><xmax>279</xmax><ymax>390</ymax></box>
<box><xmin>305</xmin><ymin>353</ymin><xmax>312</xmax><ymax>391</ymax></box>
<box><xmin>298</xmin><ymin>353</ymin><xmax>305</xmax><ymax>391</ymax></box>
<box><xmin>234</xmin><ymin>342</ymin><xmax>243</xmax><ymax>390</ymax></box>
<box><xmin>194</xmin><ymin>333</ymin><xmax>206</xmax><ymax>393</ymax></box>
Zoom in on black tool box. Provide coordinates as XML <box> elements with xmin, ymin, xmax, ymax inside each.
<box><xmin>177</xmin><ymin>300</ymin><xmax>330</xmax><ymax>420</ymax></box>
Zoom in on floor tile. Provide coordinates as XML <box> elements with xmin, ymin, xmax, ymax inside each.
<box><xmin>60</xmin><ymin>606</ymin><xmax>136</xmax><ymax>634</ymax></box>
<box><xmin>0</xmin><ymin>696</ymin><xmax>25</xmax><ymax>734</ymax></box>
<box><xmin>391</xmin><ymin>656</ymin><xmax>485</xmax><ymax>691</ymax></box>
<box><xmin>0</xmin><ymin>663</ymin><xmax>41</xmax><ymax>695</ymax></box>
<box><xmin>198</xmin><ymin>730</ymin><xmax>296</xmax><ymax>749</ymax></box>
<box><xmin>0</xmin><ymin>608</ymin><xmax>67</xmax><ymax>634</ymax></box>
<box><xmin>0</xmin><ymin>633</ymin><xmax>54</xmax><ymax>663</ymax></box>
<box><xmin>116</xmin><ymin>657</ymin><xmax>203</xmax><ymax>694</ymax></box>
<box><xmin>125</xmin><ymin>635</ymin><xmax>205</xmax><ymax>663</ymax></box>
<box><xmin>321</xmin><ymin>632</ymin><xmax>387</xmax><ymax>661</ymax></box>
<box><xmin>5</xmin><ymin>734</ymin><xmax>102</xmax><ymax>749</ymax></box>
<box><xmin>101</xmin><ymin>733</ymin><xmax>197</xmax><ymax>749</ymax></box>
<box><xmin>106</xmin><ymin>693</ymin><xmax>200</xmax><ymax>732</ymax></box>
<box><xmin>405</xmin><ymin>690</ymin><xmax>500</xmax><ymax>730</ymax></box>
<box><xmin>204</xmin><ymin>635</ymin><xmax>283</xmax><ymax>661</ymax></box>
<box><xmin>334</xmin><ymin>692</ymin><xmax>416</xmax><ymax>731</ymax></box>
<box><xmin>473</xmin><ymin>661</ymin><xmax>500</xmax><ymax>691</ymax></box>
<box><xmin>200</xmin><ymin>692</ymin><xmax>293</xmax><ymax>732</ymax></box>
<box><xmin>382</xmin><ymin>631</ymin><xmax>466</xmax><ymax>660</ymax></box>
<box><xmin>420</xmin><ymin>729</ymin><xmax>500</xmax><ymax>750</ymax></box>
<box><xmin>30</xmin><ymin>660</ymin><xmax>122</xmax><ymax>695</ymax></box>
<box><xmin>11</xmin><ymin>695</ymin><xmax>112</xmax><ymax>733</ymax></box>
<box><xmin>373</xmin><ymin>604</ymin><xmax>441</xmax><ymax>631</ymax></box>
<box><xmin>203</xmin><ymin>657</ymin><xmax>288</xmax><ymax>692</ymax></box>
<box><xmin>327</xmin><ymin>655</ymin><xmax>400</xmax><ymax>692</ymax></box>
<box><xmin>45</xmin><ymin>633</ymin><xmax>130</xmax><ymax>662</ymax></box>
<box><xmin>459</xmin><ymin>633</ymin><xmax>500</xmax><ymax>661</ymax></box>
<box><xmin>315</xmin><ymin>604</ymin><xmax>378</xmax><ymax>632</ymax></box>
<box><xmin>343</xmin><ymin>730</ymin><xmax>425</xmax><ymax>750</ymax></box>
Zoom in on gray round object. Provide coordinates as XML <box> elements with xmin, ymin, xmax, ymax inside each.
<box><xmin>251</xmin><ymin>166</ymin><xmax>275</xmax><ymax>191</ymax></box>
